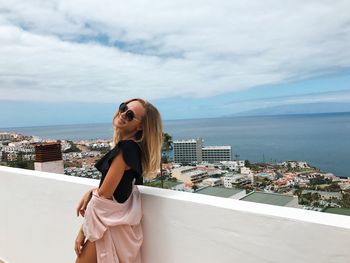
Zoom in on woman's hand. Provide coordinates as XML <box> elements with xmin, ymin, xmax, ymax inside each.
<box><xmin>74</xmin><ymin>227</ymin><xmax>86</xmax><ymax>256</ymax></box>
<box><xmin>76</xmin><ymin>188</ymin><xmax>95</xmax><ymax>217</ymax></box>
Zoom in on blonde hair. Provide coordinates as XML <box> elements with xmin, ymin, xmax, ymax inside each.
<box><xmin>112</xmin><ymin>98</ymin><xmax>163</xmax><ymax>178</ymax></box>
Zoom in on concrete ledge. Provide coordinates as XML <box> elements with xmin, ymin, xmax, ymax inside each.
<box><xmin>1</xmin><ymin>166</ymin><xmax>350</xmax><ymax>263</ymax></box>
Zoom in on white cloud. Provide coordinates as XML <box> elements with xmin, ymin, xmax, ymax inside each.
<box><xmin>0</xmin><ymin>0</ymin><xmax>350</xmax><ymax>102</ymax></box>
<box><xmin>220</xmin><ymin>89</ymin><xmax>350</xmax><ymax>114</ymax></box>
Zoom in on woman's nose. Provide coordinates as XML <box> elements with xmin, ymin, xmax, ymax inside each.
<box><xmin>119</xmin><ymin>111</ymin><xmax>127</xmax><ymax>120</ymax></box>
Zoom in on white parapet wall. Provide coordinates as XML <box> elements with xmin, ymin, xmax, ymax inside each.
<box><xmin>1</xmin><ymin>165</ymin><xmax>350</xmax><ymax>263</ymax></box>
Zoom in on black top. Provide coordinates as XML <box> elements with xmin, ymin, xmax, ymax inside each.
<box><xmin>95</xmin><ymin>140</ymin><xmax>143</xmax><ymax>203</ymax></box>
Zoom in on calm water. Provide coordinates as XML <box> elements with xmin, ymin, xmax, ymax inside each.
<box><xmin>3</xmin><ymin>112</ymin><xmax>350</xmax><ymax>177</ymax></box>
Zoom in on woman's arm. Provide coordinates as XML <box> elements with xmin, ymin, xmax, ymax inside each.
<box><xmin>76</xmin><ymin>188</ymin><xmax>97</xmax><ymax>217</ymax></box>
<box><xmin>74</xmin><ymin>225</ymin><xmax>85</xmax><ymax>256</ymax></box>
<box><xmin>97</xmin><ymin>153</ymin><xmax>129</xmax><ymax>199</ymax></box>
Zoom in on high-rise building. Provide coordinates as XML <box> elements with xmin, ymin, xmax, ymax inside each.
<box><xmin>34</xmin><ymin>142</ymin><xmax>64</xmax><ymax>174</ymax></box>
<box><xmin>174</xmin><ymin>138</ymin><xmax>232</xmax><ymax>164</ymax></box>
<box><xmin>202</xmin><ymin>146</ymin><xmax>231</xmax><ymax>162</ymax></box>
<box><xmin>173</xmin><ymin>138</ymin><xmax>203</xmax><ymax>164</ymax></box>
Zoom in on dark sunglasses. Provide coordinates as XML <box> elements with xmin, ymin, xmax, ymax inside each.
<box><xmin>118</xmin><ymin>102</ymin><xmax>141</xmax><ymax>122</ymax></box>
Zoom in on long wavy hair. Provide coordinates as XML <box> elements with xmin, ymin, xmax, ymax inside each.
<box><xmin>112</xmin><ymin>98</ymin><xmax>163</xmax><ymax>178</ymax></box>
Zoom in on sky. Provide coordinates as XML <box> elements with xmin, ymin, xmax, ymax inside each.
<box><xmin>1</xmin><ymin>0</ymin><xmax>350</xmax><ymax>127</ymax></box>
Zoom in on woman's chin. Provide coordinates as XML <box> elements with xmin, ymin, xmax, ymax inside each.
<box><xmin>115</xmin><ymin>118</ymin><xmax>126</xmax><ymax>127</ymax></box>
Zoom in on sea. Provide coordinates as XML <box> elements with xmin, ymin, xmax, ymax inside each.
<box><xmin>2</xmin><ymin>112</ymin><xmax>350</xmax><ymax>178</ymax></box>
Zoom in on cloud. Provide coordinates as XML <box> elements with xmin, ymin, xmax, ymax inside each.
<box><xmin>221</xmin><ymin>89</ymin><xmax>350</xmax><ymax>114</ymax></box>
<box><xmin>1</xmin><ymin>0</ymin><xmax>350</xmax><ymax>102</ymax></box>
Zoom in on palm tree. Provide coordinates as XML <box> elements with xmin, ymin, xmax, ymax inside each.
<box><xmin>160</xmin><ymin>133</ymin><xmax>173</xmax><ymax>188</ymax></box>
<box><xmin>162</xmin><ymin>132</ymin><xmax>173</xmax><ymax>163</ymax></box>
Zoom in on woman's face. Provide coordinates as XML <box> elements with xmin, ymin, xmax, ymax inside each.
<box><xmin>114</xmin><ymin>100</ymin><xmax>145</xmax><ymax>134</ymax></box>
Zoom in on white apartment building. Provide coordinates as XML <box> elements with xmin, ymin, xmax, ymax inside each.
<box><xmin>174</xmin><ymin>138</ymin><xmax>233</xmax><ymax>164</ymax></box>
<box><xmin>223</xmin><ymin>173</ymin><xmax>251</xmax><ymax>188</ymax></box>
<box><xmin>240</xmin><ymin>167</ymin><xmax>252</xmax><ymax>175</ymax></box>
<box><xmin>0</xmin><ymin>132</ymin><xmax>11</xmax><ymax>141</ymax></box>
<box><xmin>282</xmin><ymin>161</ymin><xmax>310</xmax><ymax>169</ymax></box>
<box><xmin>3</xmin><ymin>143</ymin><xmax>35</xmax><ymax>153</ymax></box>
<box><xmin>172</xmin><ymin>166</ymin><xmax>208</xmax><ymax>184</ymax></box>
<box><xmin>220</xmin><ymin>160</ymin><xmax>245</xmax><ymax>171</ymax></box>
<box><xmin>202</xmin><ymin>146</ymin><xmax>231</xmax><ymax>162</ymax></box>
<box><xmin>173</xmin><ymin>138</ymin><xmax>203</xmax><ymax>164</ymax></box>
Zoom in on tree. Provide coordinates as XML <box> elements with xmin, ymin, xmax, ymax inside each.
<box><xmin>293</xmin><ymin>189</ymin><xmax>302</xmax><ymax>197</ymax></box>
<box><xmin>328</xmin><ymin>182</ymin><xmax>341</xmax><ymax>192</ymax></box>
<box><xmin>159</xmin><ymin>132</ymin><xmax>173</xmax><ymax>188</ymax></box>
<box><xmin>162</xmin><ymin>133</ymin><xmax>173</xmax><ymax>163</ymax></box>
<box><xmin>311</xmin><ymin>193</ymin><xmax>321</xmax><ymax>202</ymax></box>
<box><xmin>8</xmin><ymin>159</ymin><xmax>34</xmax><ymax>170</ymax></box>
<box><xmin>341</xmin><ymin>193</ymin><xmax>350</xmax><ymax>208</ymax></box>
<box><xmin>192</xmin><ymin>184</ymin><xmax>198</xmax><ymax>192</ymax></box>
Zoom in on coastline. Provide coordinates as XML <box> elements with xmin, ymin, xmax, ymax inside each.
<box><xmin>1</xmin><ymin>112</ymin><xmax>349</xmax><ymax>178</ymax></box>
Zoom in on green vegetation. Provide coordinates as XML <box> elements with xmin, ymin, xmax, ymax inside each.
<box><xmin>253</xmin><ymin>177</ymin><xmax>271</xmax><ymax>187</ymax></box>
<box><xmin>7</xmin><ymin>160</ymin><xmax>34</xmax><ymax>170</ymax></box>
<box><xmin>144</xmin><ymin>180</ymin><xmax>181</xmax><ymax>189</ymax></box>
<box><xmin>64</xmin><ymin>161</ymin><xmax>82</xmax><ymax>168</ymax></box>
<box><xmin>87</xmin><ymin>145</ymin><xmax>111</xmax><ymax>155</ymax></box>
<box><xmin>161</xmin><ymin>132</ymin><xmax>173</xmax><ymax>163</ymax></box>
<box><xmin>99</xmin><ymin>147</ymin><xmax>111</xmax><ymax>155</ymax></box>
<box><xmin>341</xmin><ymin>193</ymin><xmax>350</xmax><ymax>208</ymax></box>
<box><xmin>5</xmin><ymin>152</ymin><xmax>34</xmax><ymax>170</ymax></box>
<box><xmin>192</xmin><ymin>184</ymin><xmax>198</xmax><ymax>191</ymax></box>
<box><xmin>158</xmin><ymin>132</ymin><xmax>174</xmax><ymax>188</ymax></box>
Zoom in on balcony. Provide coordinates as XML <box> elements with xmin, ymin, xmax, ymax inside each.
<box><xmin>1</xmin><ymin>165</ymin><xmax>350</xmax><ymax>263</ymax></box>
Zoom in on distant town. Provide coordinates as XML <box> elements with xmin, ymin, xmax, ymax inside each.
<box><xmin>1</xmin><ymin>131</ymin><xmax>350</xmax><ymax>216</ymax></box>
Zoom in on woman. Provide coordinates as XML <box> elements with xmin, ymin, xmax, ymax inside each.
<box><xmin>74</xmin><ymin>98</ymin><xmax>163</xmax><ymax>263</ymax></box>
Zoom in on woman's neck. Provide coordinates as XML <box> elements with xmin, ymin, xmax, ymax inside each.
<box><xmin>119</xmin><ymin>131</ymin><xmax>135</xmax><ymax>141</ymax></box>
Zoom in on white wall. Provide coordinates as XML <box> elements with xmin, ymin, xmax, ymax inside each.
<box><xmin>1</xmin><ymin>166</ymin><xmax>350</xmax><ymax>263</ymax></box>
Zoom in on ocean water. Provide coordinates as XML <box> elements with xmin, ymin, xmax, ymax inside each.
<box><xmin>2</xmin><ymin>112</ymin><xmax>350</xmax><ymax>177</ymax></box>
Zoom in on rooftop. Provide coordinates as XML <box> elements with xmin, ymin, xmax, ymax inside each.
<box><xmin>202</xmin><ymin>146</ymin><xmax>231</xmax><ymax>150</ymax></box>
<box><xmin>240</xmin><ymin>191</ymin><xmax>296</xmax><ymax>206</ymax></box>
<box><xmin>323</xmin><ymin>207</ymin><xmax>350</xmax><ymax>216</ymax></box>
<box><xmin>195</xmin><ymin>186</ymin><xmax>244</xmax><ymax>198</ymax></box>
<box><xmin>173</xmin><ymin>139</ymin><xmax>198</xmax><ymax>143</ymax></box>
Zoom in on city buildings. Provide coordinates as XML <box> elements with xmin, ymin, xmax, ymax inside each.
<box><xmin>0</xmin><ymin>132</ymin><xmax>11</xmax><ymax>141</ymax></box>
<box><xmin>202</xmin><ymin>146</ymin><xmax>231</xmax><ymax>162</ymax></box>
<box><xmin>173</xmin><ymin>138</ymin><xmax>203</xmax><ymax>163</ymax></box>
<box><xmin>173</xmin><ymin>137</ymin><xmax>231</xmax><ymax>164</ymax></box>
<box><xmin>171</xmin><ymin>166</ymin><xmax>208</xmax><ymax>184</ymax></box>
<box><xmin>201</xmin><ymin>178</ymin><xmax>222</xmax><ymax>187</ymax></box>
<box><xmin>220</xmin><ymin>160</ymin><xmax>245</xmax><ymax>171</ymax></box>
<box><xmin>223</xmin><ymin>173</ymin><xmax>252</xmax><ymax>188</ymax></box>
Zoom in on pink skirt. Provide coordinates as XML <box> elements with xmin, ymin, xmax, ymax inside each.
<box><xmin>83</xmin><ymin>184</ymin><xmax>143</xmax><ymax>263</ymax></box>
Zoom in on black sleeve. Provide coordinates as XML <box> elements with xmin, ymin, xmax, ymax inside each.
<box><xmin>95</xmin><ymin>146</ymin><xmax>120</xmax><ymax>174</ymax></box>
<box><xmin>118</xmin><ymin>140</ymin><xmax>142</xmax><ymax>177</ymax></box>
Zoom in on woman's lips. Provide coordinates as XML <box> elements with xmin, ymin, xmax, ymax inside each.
<box><xmin>117</xmin><ymin>116</ymin><xmax>126</xmax><ymax>126</ymax></box>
